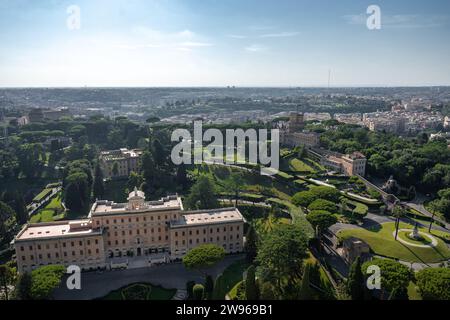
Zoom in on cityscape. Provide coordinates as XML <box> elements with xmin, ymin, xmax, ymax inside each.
<box><xmin>0</xmin><ymin>0</ymin><xmax>449</xmax><ymax>311</ymax></box>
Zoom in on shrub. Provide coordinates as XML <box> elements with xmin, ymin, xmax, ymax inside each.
<box><xmin>292</xmin><ymin>191</ymin><xmax>317</xmax><ymax>207</ymax></box>
<box><xmin>193</xmin><ymin>284</ymin><xmax>205</xmax><ymax>300</ymax></box>
<box><xmin>307</xmin><ymin>199</ymin><xmax>337</xmax><ymax>213</ymax></box>
<box><xmin>416</xmin><ymin>268</ymin><xmax>450</xmax><ymax>300</ymax></box>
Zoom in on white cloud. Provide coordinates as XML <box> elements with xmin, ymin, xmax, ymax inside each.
<box><xmin>245</xmin><ymin>44</ymin><xmax>267</xmax><ymax>52</ymax></box>
<box><xmin>114</xmin><ymin>27</ymin><xmax>212</xmax><ymax>51</ymax></box>
<box><xmin>258</xmin><ymin>31</ymin><xmax>300</xmax><ymax>38</ymax></box>
<box><xmin>343</xmin><ymin>13</ymin><xmax>450</xmax><ymax>28</ymax></box>
<box><xmin>227</xmin><ymin>34</ymin><xmax>247</xmax><ymax>39</ymax></box>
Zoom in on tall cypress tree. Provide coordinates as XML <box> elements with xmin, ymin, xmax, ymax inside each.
<box><xmin>244</xmin><ymin>224</ymin><xmax>258</xmax><ymax>262</ymax></box>
<box><xmin>245</xmin><ymin>265</ymin><xmax>259</xmax><ymax>300</ymax></box>
<box><xmin>347</xmin><ymin>257</ymin><xmax>365</xmax><ymax>300</ymax></box>
<box><xmin>92</xmin><ymin>162</ymin><xmax>105</xmax><ymax>200</ymax></box>
<box><xmin>204</xmin><ymin>275</ymin><xmax>214</xmax><ymax>300</ymax></box>
<box><xmin>299</xmin><ymin>263</ymin><xmax>314</xmax><ymax>300</ymax></box>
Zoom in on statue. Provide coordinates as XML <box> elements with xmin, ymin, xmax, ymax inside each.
<box><xmin>410</xmin><ymin>222</ymin><xmax>421</xmax><ymax>240</ymax></box>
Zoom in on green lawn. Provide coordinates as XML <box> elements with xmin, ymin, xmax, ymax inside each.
<box><xmin>102</xmin><ymin>283</ymin><xmax>176</xmax><ymax>300</ymax></box>
<box><xmin>254</xmin><ymin>215</ymin><xmax>291</xmax><ymax>235</ymax></box>
<box><xmin>29</xmin><ymin>193</ymin><xmax>65</xmax><ymax>223</ymax></box>
<box><xmin>345</xmin><ymin>199</ymin><xmax>369</xmax><ymax>215</ymax></box>
<box><xmin>288</xmin><ymin>158</ymin><xmax>315</xmax><ymax>173</ymax></box>
<box><xmin>212</xmin><ymin>259</ymin><xmax>250</xmax><ymax>299</ymax></box>
<box><xmin>32</xmin><ymin>188</ymin><xmax>53</xmax><ymax>202</ymax></box>
<box><xmin>337</xmin><ymin>222</ymin><xmax>450</xmax><ymax>263</ymax></box>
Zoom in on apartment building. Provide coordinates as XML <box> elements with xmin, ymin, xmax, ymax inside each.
<box><xmin>280</xmin><ymin>112</ymin><xmax>321</xmax><ymax>148</ymax></box>
<box><xmin>14</xmin><ymin>188</ymin><xmax>245</xmax><ymax>273</ymax></box>
<box><xmin>99</xmin><ymin>148</ymin><xmax>143</xmax><ymax>179</ymax></box>
<box><xmin>320</xmin><ymin>151</ymin><xmax>367</xmax><ymax>176</ymax></box>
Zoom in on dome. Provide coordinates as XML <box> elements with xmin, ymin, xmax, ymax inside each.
<box><xmin>127</xmin><ymin>186</ymin><xmax>145</xmax><ymax>200</ymax></box>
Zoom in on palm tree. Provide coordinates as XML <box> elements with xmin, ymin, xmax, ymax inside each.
<box><xmin>393</xmin><ymin>203</ymin><xmax>405</xmax><ymax>240</ymax></box>
<box><xmin>427</xmin><ymin>201</ymin><xmax>439</xmax><ymax>233</ymax></box>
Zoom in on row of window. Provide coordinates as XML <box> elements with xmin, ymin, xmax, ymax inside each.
<box><xmin>22</xmin><ymin>248</ymin><xmax>100</xmax><ymax>261</ymax></box>
<box><xmin>175</xmin><ymin>237</ymin><xmax>240</xmax><ymax>246</ymax></box>
<box><xmin>19</xmin><ymin>239</ymin><xmax>99</xmax><ymax>252</ymax></box>
<box><xmin>98</xmin><ymin>214</ymin><xmax>178</xmax><ymax>226</ymax></box>
<box><xmin>107</xmin><ymin>227</ymin><xmax>167</xmax><ymax>237</ymax></box>
<box><xmin>174</xmin><ymin>242</ymin><xmax>240</xmax><ymax>254</ymax></box>
<box><xmin>107</xmin><ymin>235</ymin><xmax>168</xmax><ymax>246</ymax></box>
<box><xmin>174</xmin><ymin>225</ymin><xmax>240</xmax><ymax>237</ymax></box>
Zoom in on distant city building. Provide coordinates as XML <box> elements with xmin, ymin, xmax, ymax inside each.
<box><xmin>14</xmin><ymin>189</ymin><xmax>245</xmax><ymax>273</ymax></box>
<box><xmin>280</xmin><ymin>112</ymin><xmax>321</xmax><ymax>148</ymax></box>
<box><xmin>43</xmin><ymin>107</ymin><xmax>71</xmax><ymax>121</ymax></box>
<box><xmin>363</xmin><ymin>110</ymin><xmax>443</xmax><ymax>134</ymax></box>
<box><xmin>334</xmin><ymin>113</ymin><xmax>363</xmax><ymax>126</ymax></box>
<box><xmin>320</xmin><ymin>151</ymin><xmax>367</xmax><ymax>176</ymax></box>
<box><xmin>44</xmin><ymin>136</ymin><xmax>72</xmax><ymax>149</ymax></box>
<box><xmin>16</xmin><ymin>116</ymin><xmax>30</xmax><ymax>126</ymax></box>
<box><xmin>28</xmin><ymin>108</ymin><xmax>44</xmax><ymax>123</ymax></box>
<box><xmin>99</xmin><ymin>148</ymin><xmax>143</xmax><ymax>179</ymax></box>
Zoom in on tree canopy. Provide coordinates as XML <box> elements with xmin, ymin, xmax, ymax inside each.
<box><xmin>182</xmin><ymin>244</ymin><xmax>225</xmax><ymax>274</ymax></box>
<box><xmin>256</xmin><ymin>224</ymin><xmax>309</xmax><ymax>296</ymax></box>
<box><xmin>30</xmin><ymin>265</ymin><xmax>66</xmax><ymax>300</ymax></box>
<box><xmin>362</xmin><ymin>259</ymin><xmax>412</xmax><ymax>295</ymax></box>
<box><xmin>416</xmin><ymin>267</ymin><xmax>450</xmax><ymax>300</ymax></box>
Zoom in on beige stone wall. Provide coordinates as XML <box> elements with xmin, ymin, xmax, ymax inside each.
<box><xmin>91</xmin><ymin>209</ymin><xmax>182</xmax><ymax>257</ymax></box>
<box><xmin>169</xmin><ymin>221</ymin><xmax>244</xmax><ymax>259</ymax></box>
<box><xmin>15</xmin><ymin>234</ymin><xmax>106</xmax><ymax>273</ymax></box>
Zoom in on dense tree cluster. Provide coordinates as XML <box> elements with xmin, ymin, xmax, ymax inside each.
<box><xmin>320</xmin><ymin>123</ymin><xmax>450</xmax><ymax>194</ymax></box>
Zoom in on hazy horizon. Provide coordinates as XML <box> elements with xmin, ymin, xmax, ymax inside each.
<box><xmin>1</xmin><ymin>0</ymin><xmax>450</xmax><ymax>87</ymax></box>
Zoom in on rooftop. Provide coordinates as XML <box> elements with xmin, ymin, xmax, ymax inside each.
<box><xmin>15</xmin><ymin>220</ymin><xmax>100</xmax><ymax>242</ymax></box>
<box><xmin>171</xmin><ymin>208</ymin><xmax>244</xmax><ymax>228</ymax></box>
<box><xmin>91</xmin><ymin>195</ymin><xmax>182</xmax><ymax>216</ymax></box>
<box><xmin>99</xmin><ymin>148</ymin><xmax>143</xmax><ymax>161</ymax></box>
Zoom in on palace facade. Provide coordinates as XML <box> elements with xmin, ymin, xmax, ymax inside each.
<box><xmin>14</xmin><ymin>188</ymin><xmax>245</xmax><ymax>273</ymax></box>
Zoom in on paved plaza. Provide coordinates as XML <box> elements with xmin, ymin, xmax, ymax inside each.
<box><xmin>53</xmin><ymin>254</ymin><xmax>244</xmax><ymax>300</ymax></box>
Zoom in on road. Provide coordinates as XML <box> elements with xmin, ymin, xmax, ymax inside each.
<box><xmin>53</xmin><ymin>254</ymin><xmax>244</xmax><ymax>300</ymax></box>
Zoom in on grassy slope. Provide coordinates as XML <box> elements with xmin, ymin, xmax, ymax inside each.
<box><xmin>338</xmin><ymin>222</ymin><xmax>450</xmax><ymax>263</ymax></box>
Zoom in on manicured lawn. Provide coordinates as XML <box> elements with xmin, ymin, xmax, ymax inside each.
<box><xmin>345</xmin><ymin>199</ymin><xmax>369</xmax><ymax>215</ymax></box>
<box><xmin>397</xmin><ymin>230</ymin><xmax>432</xmax><ymax>245</ymax></box>
<box><xmin>45</xmin><ymin>194</ymin><xmax>63</xmax><ymax>209</ymax></box>
<box><xmin>32</xmin><ymin>188</ymin><xmax>52</xmax><ymax>202</ymax></box>
<box><xmin>212</xmin><ymin>259</ymin><xmax>250</xmax><ymax>300</ymax></box>
<box><xmin>254</xmin><ymin>215</ymin><xmax>291</xmax><ymax>234</ymax></box>
<box><xmin>29</xmin><ymin>193</ymin><xmax>65</xmax><ymax>223</ymax></box>
<box><xmin>337</xmin><ymin>222</ymin><xmax>450</xmax><ymax>263</ymax></box>
<box><xmin>102</xmin><ymin>283</ymin><xmax>176</xmax><ymax>300</ymax></box>
<box><xmin>288</xmin><ymin>158</ymin><xmax>315</xmax><ymax>173</ymax></box>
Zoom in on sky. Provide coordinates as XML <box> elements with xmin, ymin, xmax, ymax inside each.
<box><xmin>0</xmin><ymin>0</ymin><xmax>450</xmax><ymax>87</ymax></box>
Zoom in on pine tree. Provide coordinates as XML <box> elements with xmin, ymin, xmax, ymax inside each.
<box><xmin>347</xmin><ymin>257</ymin><xmax>365</xmax><ymax>300</ymax></box>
